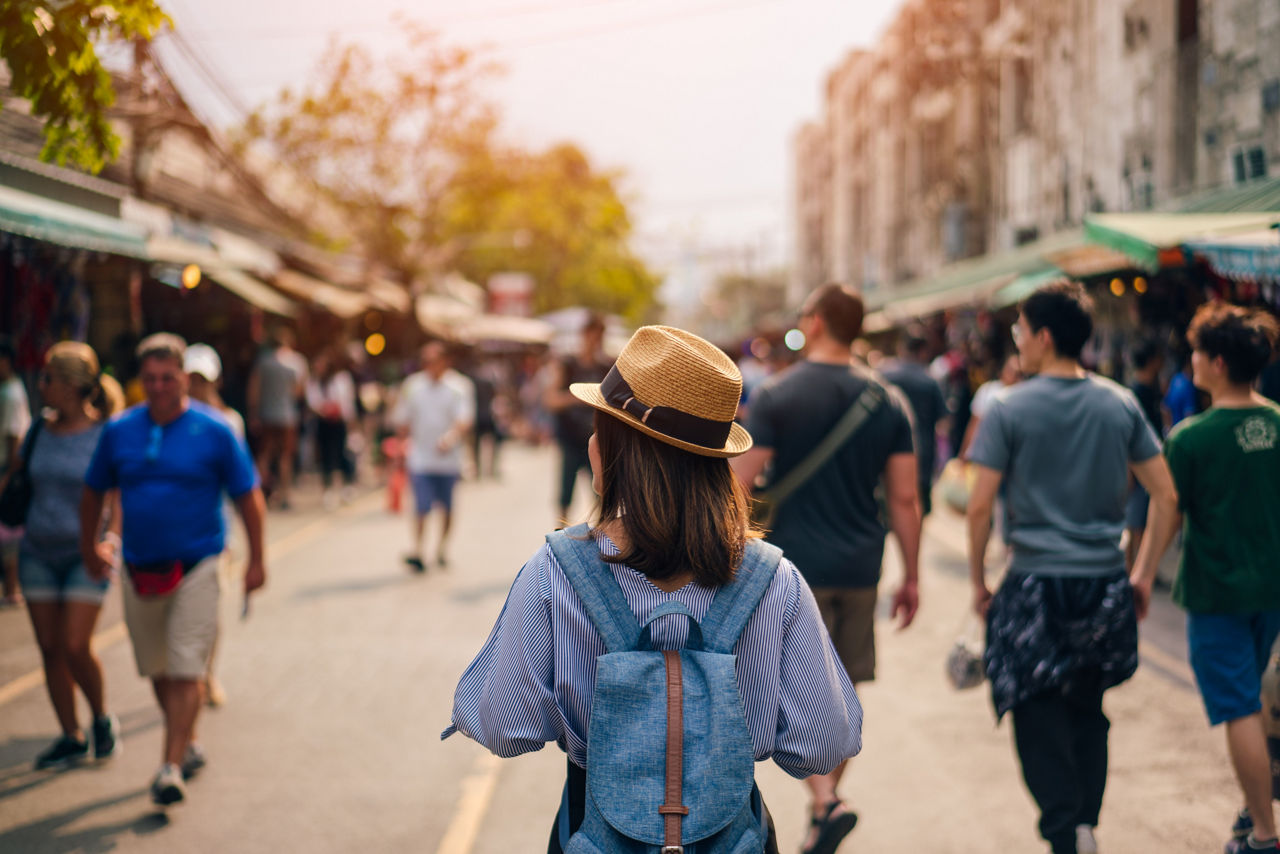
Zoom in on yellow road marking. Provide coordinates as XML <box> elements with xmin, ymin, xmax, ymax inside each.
<box><xmin>434</xmin><ymin>753</ymin><xmax>502</xmax><ymax>854</ymax></box>
<box><xmin>0</xmin><ymin>490</ymin><xmax>382</xmax><ymax>708</ymax></box>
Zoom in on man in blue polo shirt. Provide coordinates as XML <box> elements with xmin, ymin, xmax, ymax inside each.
<box><xmin>81</xmin><ymin>333</ymin><xmax>266</xmax><ymax>807</ymax></box>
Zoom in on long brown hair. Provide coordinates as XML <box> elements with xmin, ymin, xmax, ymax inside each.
<box><xmin>593</xmin><ymin>410</ymin><xmax>759</xmax><ymax>587</ymax></box>
<box><xmin>44</xmin><ymin>342</ymin><xmax>122</xmax><ymax>422</ymax></box>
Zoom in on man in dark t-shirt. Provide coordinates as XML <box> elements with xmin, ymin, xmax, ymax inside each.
<box><xmin>733</xmin><ymin>283</ymin><xmax>920</xmax><ymax>850</ymax></box>
<box><xmin>881</xmin><ymin>326</ymin><xmax>949</xmax><ymax>516</ymax></box>
<box><xmin>1125</xmin><ymin>338</ymin><xmax>1165</xmax><ymax>572</ymax></box>
<box><xmin>544</xmin><ymin>313</ymin><xmax>611</xmax><ymax>526</ymax></box>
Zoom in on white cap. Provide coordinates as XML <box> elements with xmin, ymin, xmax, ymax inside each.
<box><xmin>184</xmin><ymin>343</ymin><xmax>222</xmax><ymax>382</ymax></box>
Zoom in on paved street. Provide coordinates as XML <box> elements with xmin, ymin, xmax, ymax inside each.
<box><xmin>0</xmin><ymin>445</ymin><xmax>1247</xmax><ymax>853</ymax></box>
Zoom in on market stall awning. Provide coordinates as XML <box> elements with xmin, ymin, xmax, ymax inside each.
<box><xmin>990</xmin><ymin>265</ymin><xmax>1067</xmax><ymax>308</ymax></box>
<box><xmin>1084</xmin><ymin>212</ymin><xmax>1280</xmax><ymax>270</ymax></box>
<box><xmin>368</xmin><ymin>276</ymin><xmax>411</xmax><ymax>313</ymax></box>
<box><xmin>416</xmin><ymin>293</ymin><xmax>479</xmax><ymax>337</ymax></box>
<box><xmin>458</xmin><ymin>314</ymin><xmax>554</xmax><ymax>346</ymax></box>
<box><xmin>869</xmin><ymin>228</ymin><xmax>1086</xmax><ymax>321</ymax></box>
<box><xmin>273</xmin><ymin>269</ymin><xmax>369</xmax><ymax>318</ymax></box>
<box><xmin>1185</xmin><ymin>227</ymin><xmax>1280</xmax><ymax>282</ymax></box>
<box><xmin>0</xmin><ymin>184</ymin><xmax>148</xmax><ymax>258</ymax></box>
<box><xmin>203</xmin><ymin>265</ymin><xmax>298</xmax><ymax>318</ymax></box>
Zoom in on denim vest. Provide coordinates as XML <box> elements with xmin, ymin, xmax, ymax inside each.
<box><xmin>547</xmin><ymin>525</ymin><xmax>781</xmax><ymax>854</ymax></box>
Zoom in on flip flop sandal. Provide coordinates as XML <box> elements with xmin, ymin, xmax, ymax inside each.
<box><xmin>802</xmin><ymin>800</ymin><xmax>858</xmax><ymax>854</ymax></box>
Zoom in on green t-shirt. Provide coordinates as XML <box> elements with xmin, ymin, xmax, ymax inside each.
<box><xmin>1165</xmin><ymin>403</ymin><xmax>1280</xmax><ymax>613</ymax></box>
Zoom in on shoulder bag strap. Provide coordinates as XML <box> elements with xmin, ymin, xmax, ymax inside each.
<box><xmin>15</xmin><ymin>417</ymin><xmax>42</xmax><ymax>471</ymax></box>
<box><xmin>698</xmin><ymin>538</ymin><xmax>783</xmax><ymax>654</ymax></box>
<box><xmin>546</xmin><ymin>524</ymin><xmax>641</xmax><ymax>653</ymax></box>
<box><xmin>757</xmin><ymin>377</ymin><xmax>886</xmax><ymax>511</ymax></box>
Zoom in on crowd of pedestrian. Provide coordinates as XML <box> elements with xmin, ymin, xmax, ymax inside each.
<box><xmin>3</xmin><ymin>276</ymin><xmax>1280</xmax><ymax>852</ymax></box>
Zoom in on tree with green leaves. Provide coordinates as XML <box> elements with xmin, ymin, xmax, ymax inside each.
<box><xmin>241</xmin><ymin>25</ymin><xmax>660</xmax><ymax>322</ymax></box>
<box><xmin>0</xmin><ymin>0</ymin><xmax>170</xmax><ymax>173</ymax></box>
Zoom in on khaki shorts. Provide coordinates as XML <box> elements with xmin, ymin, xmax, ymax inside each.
<box><xmin>122</xmin><ymin>555</ymin><xmax>221</xmax><ymax>680</ymax></box>
<box><xmin>812</xmin><ymin>586</ymin><xmax>878</xmax><ymax>684</ymax></box>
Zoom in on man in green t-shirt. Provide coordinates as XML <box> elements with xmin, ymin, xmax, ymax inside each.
<box><xmin>1132</xmin><ymin>303</ymin><xmax>1280</xmax><ymax>854</ymax></box>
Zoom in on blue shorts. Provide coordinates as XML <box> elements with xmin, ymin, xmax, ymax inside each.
<box><xmin>1187</xmin><ymin>611</ymin><xmax>1280</xmax><ymax>725</ymax></box>
<box><xmin>18</xmin><ymin>550</ymin><xmax>110</xmax><ymax>605</ymax></box>
<box><xmin>410</xmin><ymin>473</ymin><xmax>458</xmax><ymax>515</ymax></box>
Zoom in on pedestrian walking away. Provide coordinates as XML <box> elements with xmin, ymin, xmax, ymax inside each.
<box><xmin>393</xmin><ymin>341</ymin><xmax>474</xmax><ymax>572</ymax></box>
<box><xmin>81</xmin><ymin>333</ymin><xmax>268</xmax><ymax>808</ymax></box>
<box><xmin>306</xmin><ymin>347</ymin><xmax>358</xmax><ymax>510</ymax></box>
<box><xmin>880</xmin><ymin>324</ymin><xmax>950</xmax><ymax>517</ymax></box>
<box><xmin>966</xmin><ymin>280</ymin><xmax>1177</xmax><ymax>854</ymax></box>
<box><xmin>0</xmin><ymin>336</ymin><xmax>32</xmax><ymax>608</ymax></box>
<box><xmin>247</xmin><ymin>324</ymin><xmax>308</xmax><ymax>509</ymax></box>
<box><xmin>185</xmin><ymin>342</ymin><xmax>247</xmax><ymax>709</ymax></box>
<box><xmin>731</xmin><ymin>283</ymin><xmax>922</xmax><ymax>854</ymax></box>
<box><xmin>1124</xmin><ymin>337</ymin><xmax>1165</xmax><ymax>574</ymax></box>
<box><xmin>444</xmin><ymin>324</ymin><xmax>861</xmax><ymax>854</ymax></box>
<box><xmin>544</xmin><ymin>312</ymin><xmax>611</xmax><ymax>527</ymax></box>
<box><xmin>5</xmin><ymin>343</ymin><xmax>124</xmax><ymax>770</ymax></box>
<box><xmin>1130</xmin><ymin>304</ymin><xmax>1280</xmax><ymax>853</ymax></box>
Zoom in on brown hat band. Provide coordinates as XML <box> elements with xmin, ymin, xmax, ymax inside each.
<box><xmin>600</xmin><ymin>365</ymin><xmax>733</xmax><ymax>450</ymax></box>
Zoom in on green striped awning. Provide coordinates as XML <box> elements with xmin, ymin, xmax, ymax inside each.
<box><xmin>0</xmin><ymin>185</ymin><xmax>148</xmax><ymax>258</ymax></box>
<box><xmin>1083</xmin><ymin>211</ymin><xmax>1280</xmax><ymax>270</ymax></box>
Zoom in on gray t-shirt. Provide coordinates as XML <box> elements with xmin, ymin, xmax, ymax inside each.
<box><xmin>254</xmin><ymin>348</ymin><xmax>308</xmax><ymax>426</ymax></box>
<box><xmin>22</xmin><ymin>422</ymin><xmax>105</xmax><ymax>563</ymax></box>
<box><xmin>968</xmin><ymin>374</ymin><xmax>1160</xmax><ymax>576</ymax></box>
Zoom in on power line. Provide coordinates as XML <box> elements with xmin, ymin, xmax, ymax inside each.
<box><xmin>162</xmin><ymin>28</ymin><xmax>254</xmax><ymax>118</ymax></box>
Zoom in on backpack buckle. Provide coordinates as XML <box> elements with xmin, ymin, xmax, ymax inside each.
<box><xmin>661</xmin><ymin>847</ymin><xmax>684</xmax><ymax>854</ymax></box>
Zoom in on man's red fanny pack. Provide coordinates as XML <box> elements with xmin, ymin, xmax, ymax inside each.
<box><xmin>126</xmin><ymin>559</ymin><xmax>196</xmax><ymax>597</ymax></box>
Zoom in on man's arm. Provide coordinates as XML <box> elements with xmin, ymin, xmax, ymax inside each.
<box><xmin>884</xmin><ymin>451</ymin><xmax>922</xmax><ymax>628</ymax></box>
<box><xmin>966</xmin><ymin>464</ymin><xmax>1003</xmax><ymax>617</ymax></box>
<box><xmin>1128</xmin><ymin>454</ymin><xmax>1180</xmax><ymax>619</ymax></box>
<box><xmin>542</xmin><ymin>361</ymin><xmax>576</xmax><ymax>413</ymax></box>
<box><xmin>235</xmin><ymin>488</ymin><xmax>268</xmax><ymax>594</ymax></box>
<box><xmin>730</xmin><ymin>446</ymin><xmax>774</xmax><ymax>491</ymax></box>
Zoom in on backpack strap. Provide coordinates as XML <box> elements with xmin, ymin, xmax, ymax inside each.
<box><xmin>699</xmin><ymin>538</ymin><xmax>784</xmax><ymax>654</ymax></box>
<box><xmin>546</xmin><ymin>524</ymin><xmax>640</xmax><ymax>653</ymax></box>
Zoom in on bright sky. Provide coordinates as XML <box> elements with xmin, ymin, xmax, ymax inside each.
<box><xmin>144</xmin><ymin>0</ymin><xmax>902</xmax><ymax>308</ymax></box>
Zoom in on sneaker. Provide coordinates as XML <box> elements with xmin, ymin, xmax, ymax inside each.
<box><xmin>91</xmin><ymin>714</ymin><xmax>120</xmax><ymax>761</ymax></box>
<box><xmin>150</xmin><ymin>763</ymin><xmax>186</xmax><ymax>806</ymax></box>
<box><xmin>34</xmin><ymin>735</ymin><xmax>89</xmax><ymax>770</ymax></box>
<box><xmin>180</xmin><ymin>743</ymin><xmax>207</xmax><ymax>780</ymax></box>
<box><xmin>1076</xmin><ymin>825</ymin><xmax>1098</xmax><ymax>854</ymax></box>
<box><xmin>1234</xmin><ymin>809</ymin><xmax>1255</xmax><ymax>841</ymax></box>
<box><xmin>1224</xmin><ymin>836</ymin><xmax>1280</xmax><ymax>852</ymax></box>
<box><xmin>405</xmin><ymin>555</ymin><xmax>426</xmax><ymax>574</ymax></box>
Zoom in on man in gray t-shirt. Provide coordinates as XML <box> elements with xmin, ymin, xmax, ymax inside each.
<box><xmin>966</xmin><ymin>281</ymin><xmax>1177</xmax><ymax>854</ymax></box>
<box><xmin>247</xmin><ymin>326</ymin><xmax>308</xmax><ymax>509</ymax></box>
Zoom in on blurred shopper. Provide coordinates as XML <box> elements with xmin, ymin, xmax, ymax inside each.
<box><xmin>307</xmin><ymin>348</ymin><xmax>358</xmax><ymax>509</ymax></box>
<box><xmin>1131</xmin><ymin>304</ymin><xmax>1280</xmax><ymax>854</ymax></box>
<box><xmin>247</xmin><ymin>325</ymin><xmax>307</xmax><ymax>510</ymax></box>
<box><xmin>393</xmin><ymin>342</ymin><xmax>474</xmax><ymax>572</ymax></box>
<box><xmin>960</xmin><ymin>353</ymin><xmax>1021</xmax><ymax>459</ymax></box>
<box><xmin>463</xmin><ymin>354</ymin><xmax>504</xmax><ymax>480</ymax></box>
<box><xmin>83</xmin><ymin>333</ymin><xmax>267</xmax><ymax>807</ymax></box>
<box><xmin>732</xmin><ymin>283</ymin><xmax>920</xmax><ymax>854</ymax></box>
<box><xmin>1124</xmin><ymin>338</ymin><xmax>1165</xmax><ymax>574</ymax></box>
<box><xmin>1165</xmin><ymin>346</ymin><xmax>1201</xmax><ymax>428</ymax></box>
<box><xmin>184</xmin><ymin>343</ymin><xmax>245</xmax><ymax>709</ymax></box>
<box><xmin>967</xmin><ymin>281</ymin><xmax>1176</xmax><ymax>854</ymax></box>
<box><xmin>445</xmin><ymin>325</ymin><xmax>861</xmax><ymax>854</ymax></box>
<box><xmin>544</xmin><ymin>313</ymin><xmax>610</xmax><ymax>526</ymax></box>
<box><xmin>0</xmin><ymin>337</ymin><xmax>31</xmax><ymax>606</ymax></box>
<box><xmin>881</xmin><ymin>325</ymin><xmax>949</xmax><ymax>517</ymax></box>
<box><xmin>6</xmin><ymin>343</ymin><xmax>123</xmax><ymax>769</ymax></box>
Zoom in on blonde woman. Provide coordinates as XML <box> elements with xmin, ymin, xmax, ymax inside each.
<box><xmin>7</xmin><ymin>343</ymin><xmax>123</xmax><ymax>769</ymax></box>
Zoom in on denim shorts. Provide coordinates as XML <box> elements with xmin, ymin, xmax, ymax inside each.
<box><xmin>1187</xmin><ymin>610</ymin><xmax>1280</xmax><ymax>725</ymax></box>
<box><xmin>410</xmin><ymin>473</ymin><xmax>458</xmax><ymax>514</ymax></box>
<box><xmin>18</xmin><ymin>550</ymin><xmax>110</xmax><ymax>605</ymax></box>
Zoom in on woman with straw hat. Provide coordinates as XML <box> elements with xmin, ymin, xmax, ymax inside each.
<box><xmin>444</xmin><ymin>325</ymin><xmax>862</xmax><ymax>853</ymax></box>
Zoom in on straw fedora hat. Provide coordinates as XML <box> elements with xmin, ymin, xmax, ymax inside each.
<box><xmin>569</xmin><ymin>325</ymin><xmax>752</xmax><ymax>458</ymax></box>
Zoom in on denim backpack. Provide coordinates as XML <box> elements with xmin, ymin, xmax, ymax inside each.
<box><xmin>546</xmin><ymin>525</ymin><xmax>783</xmax><ymax>854</ymax></box>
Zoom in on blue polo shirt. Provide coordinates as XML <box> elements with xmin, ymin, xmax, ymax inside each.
<box><xmin>85</xmin><ymin>401</ymin><xmax>258</xmax><ymax>565</ymax></box>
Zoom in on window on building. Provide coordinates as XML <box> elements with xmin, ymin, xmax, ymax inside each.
<box><xmin>1263</xmin><ymin>81</ymin><xmax>1280</xmax><ymax>114</ymax></box>
<box><xmin>1178</xmin><ymin>0</ymin><xmax>1199</xmax><ymax>43</ymax></box>
<box><xmin>1012</xmin><ymin>59</ymin><xmax>1033</xmax><ymax>135</ymax></box>
<box><xmin>1248</xmin><ymin>146</ymin><xmax>1268</xmax><ymax>179</ymax></box>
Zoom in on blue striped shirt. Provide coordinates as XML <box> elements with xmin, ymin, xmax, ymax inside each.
<box><xmin>443</xmin><ymin>534</ymin><xmax>862</xmax><ymax>779</ymax></box>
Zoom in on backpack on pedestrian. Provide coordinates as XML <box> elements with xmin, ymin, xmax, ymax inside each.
<box><xmin>546</xmin><ymin>525</ymin><xmax>782</xmax><ymax>854</ymax></box>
